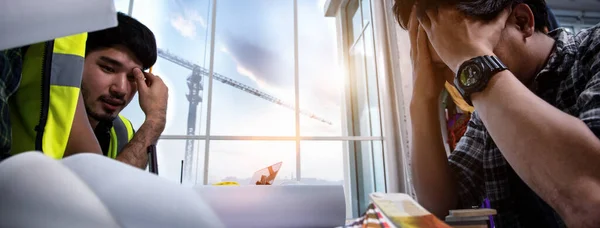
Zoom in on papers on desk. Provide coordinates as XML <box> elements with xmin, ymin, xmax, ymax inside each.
<box><xmin>1</xmin><ymin>153</ymin><xmax>346</xmax><ymax>228</ymax></box>
<box><xmin>0</xmin><ymin>152</ymin><xmax>224</xmax><ymax>228</ymax></box>
<box><xmin>0</xmin><ymin>0</ymin><xmax>117</xmax><ymax>50</ymax></box>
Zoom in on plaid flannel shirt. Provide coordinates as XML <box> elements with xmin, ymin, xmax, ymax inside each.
<box><xmin>0</xmin><ymin>48</ymin><xmax>23</xmax><ymax>159</ymax></box>
<box><xmin>448</xmin><ymin>25</ymin><xmax>600</xmax><ymax>228</ymax></box>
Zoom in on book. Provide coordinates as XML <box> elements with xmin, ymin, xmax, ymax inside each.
<box><xmin>445</xmin><ymin>209</ymin><xmax>496</xmax><ymax>228</ymax></box>
<box><xmin>449</xmin><ymin>209</ymin><xmax>496</xmax><ymax>218</ymax></box>
<box><xmin>369</xmin><ymin>193</ymin><xmax>453</xmax><ymax>228</ymax></box>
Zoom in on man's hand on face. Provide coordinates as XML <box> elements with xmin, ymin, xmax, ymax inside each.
<box><xmin>133</xmin><ymin>68</ymin><xmax>168</xmax><ymax>124</ymax></box>
<box><xmin>418</xmin><ymin>6</ymin><xmax>511</xmax><ymax>73</ymax></box>
<box><xmin>408</xmin><ymin>8</ymin><xmax>454</xmax><ymax>101</ymax></box>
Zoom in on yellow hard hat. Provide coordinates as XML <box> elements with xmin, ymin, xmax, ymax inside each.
<box><xmin>212</xmin><ymin>181</ymin><xmax>240</xmax><ymax>186</ymax></box>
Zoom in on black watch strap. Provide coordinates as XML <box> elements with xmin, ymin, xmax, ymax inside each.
<box><xmin>455</xmin><ymin>55</ymin><xmax>507</xmax><ymax>105</ymax></box>
<box><xmin>481</xmin><ymin>55</ymin><xmax>507</xmax><ymax>74</ymax></box>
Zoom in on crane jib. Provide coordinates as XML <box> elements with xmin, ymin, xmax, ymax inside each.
<box><xmin>157</xmin><ymin>48</ymin><xmax>332</xmax><ymax>125</ymax></box>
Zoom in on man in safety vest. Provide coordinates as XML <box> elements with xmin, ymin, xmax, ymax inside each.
<box><xmin>1</xmin><ymin>32</ymin><xmax>104</xmax><ymax>161</ymax></box>
<box><xmin>81</xmin><ymin>12</ymin><xmax>168</xmax><ymax>169</ymax></box>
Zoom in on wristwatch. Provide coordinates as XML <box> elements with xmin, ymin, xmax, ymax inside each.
<box><xmin>454</xmin><ymin>55</ymin><xmax>507</xmax><ymax>105</ymax></box>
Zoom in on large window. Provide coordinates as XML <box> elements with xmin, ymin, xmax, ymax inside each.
<box><xmin>210</xmin><ymin>0</ymin><xmax>295</xmax><ymax>137</ymax></box>
<box><xmin>116</xmin><ymin>0</ymin><xmax>389</xmax><ymax>217</ymax></box>
<box><xmin>344</xmin><ymin>0</ymin><xmax>386</xmax><ymax>215</ymax></box>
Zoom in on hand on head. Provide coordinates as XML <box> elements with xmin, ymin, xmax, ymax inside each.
<box><xmin>408</xmin><ymin>8</ymin><xmax>455</xmax><ymax>100</ymax></box>
<box><xmin>416</xmin><ymin>6</ymin><xmax>511</xmax><ymax>72</ymax></box>
<box><xmin>133</xmin><ymin>68</ymin><xmax>169</xmax><ymax>122</ymax></box>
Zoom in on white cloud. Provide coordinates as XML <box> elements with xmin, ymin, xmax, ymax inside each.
<box><xmin>170</xmin><ymin>15</ymin><xmax>197</xmax><ymax>38</ymax></box>
<box><xmin>184</xmin><ymin>9</ymin><xmax>206</xmax><ymax>28</ymax></box>
<box><xmin>216</xmin><ymin>36</ymin><xmax>295</xmax><ymax>104</ymax></box>
<box><xmin>170</xmin><ymin>9</ymin><xmax>206</xmax><ymax>39</ymax></box>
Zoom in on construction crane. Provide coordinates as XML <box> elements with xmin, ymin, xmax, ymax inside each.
<box><xmin>157</xmin><ymin>48</ymin><xmax>332</xmax><ymax>182</ymax></box>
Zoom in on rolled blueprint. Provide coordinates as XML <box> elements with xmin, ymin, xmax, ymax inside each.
<box><xmin>0</xmin><ymin>152</ymin><xmax>224</xmax><ymax>228</ymax></box>
<box><xmin>195</xmin><ymin>185</ymin><xmax>346</xmax><ymax>228</ymax></box>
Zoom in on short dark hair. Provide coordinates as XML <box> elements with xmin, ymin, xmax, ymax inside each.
<box><xmin>392</xmin><ymin>0</ymin><xmax>549</xmax><ymax>32</ymax></box>
<box><xmin>86</xmin><ymin>12</ymin><xmax>157</xmax><ymax>70</ymax></box>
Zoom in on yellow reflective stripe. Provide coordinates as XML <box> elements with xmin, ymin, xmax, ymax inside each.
<box><xmin>112</xmin><ymin>116</ymin><xmax>129</xmax><ymax>155</ymax></box>
<box><xmin>51</xmin><ymin>54</ymin><xmax>84</xmax><ymax>87</ymax></box>
<box><xmin>119</xmin><ymin>115</ymin><xmax>135</xmax><ymax>140</ymax></box>
<box><xmin>53</xmin><ymin>33</ymin><xmax>87</xmax><ymax>57</ymax></box>
<box><xmin>42</xmin><ymin>86</ymin><xmax>79</xmax><ymax>159</ymax></box>
<box><xmin>41</xmin><ymin>35</ymin><xmax>86</xmax><ymax>158</ymax></box>
<box><xmin>109</xmin><ymin>128</ymin><xmax>119</xmax><ymax>159</ymax></box>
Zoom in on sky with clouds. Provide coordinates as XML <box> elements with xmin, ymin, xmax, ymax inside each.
<box><xmin>114</xmin><ymin>0</ymin><xmax>346</xmax><ymax>185</ymax></box>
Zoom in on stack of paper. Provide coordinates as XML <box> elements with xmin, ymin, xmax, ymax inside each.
<box><xmin>0</xmin><ymin>152</ymin><xmax>223</xmax><ymax>228</ymax></box>
<box><xmin>1</xmin><ymin>152</ymin><xmax>347</xmax><ymax>228</ymax></box>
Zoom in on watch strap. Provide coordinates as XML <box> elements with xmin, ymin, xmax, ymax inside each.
<box><xmin>456</xmin><ymin>55</ymin><xmax>507</xmax><ymax>105</ymax></box>
<box><xmin>481</xmin><ymin>55</ymin><xmax>507</xmax><ymax>74</ymax></box>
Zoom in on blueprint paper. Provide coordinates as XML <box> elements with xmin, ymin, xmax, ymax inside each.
<box><xmin>0</xmin><ymin>0</ymin><xmax>117</xmax><ymax>50</ymax></box>
<box><xmin>0</xmin><ymin>152</ymin><xmax>224</xmax><ymax>228</ymax></box>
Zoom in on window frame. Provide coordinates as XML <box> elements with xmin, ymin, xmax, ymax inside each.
<box><xmin>119</xmin><ymin>0</ymin><xmax>404</xmax><ymax>218</ymax></box>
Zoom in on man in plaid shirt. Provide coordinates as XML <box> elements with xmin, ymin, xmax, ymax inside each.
<box><xmin>393</xmin><ymin>0</ymin><xmax>600</xmax><ymax>227</ymax></box>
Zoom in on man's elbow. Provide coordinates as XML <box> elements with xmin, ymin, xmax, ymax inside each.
<box><xmin>563</xmin><ymin>202</ymin><xmax>600</xmax><ymax>228</ymax></box>
<box><xmin>557</xmin><ymin>178</ymin><xmax>600</xmax><ymax>228</ymax></box>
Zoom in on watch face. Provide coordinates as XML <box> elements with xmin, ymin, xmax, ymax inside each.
<box><xmin>459</xmin><ymin>64</ymin><xmax>482</xmax><ymax>87</ymax></box>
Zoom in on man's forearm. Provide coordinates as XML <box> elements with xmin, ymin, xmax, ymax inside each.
<box><xmin>410</xmin><ymin>98</ymin><xmax>459</xmax><ymax>218</ymax></box>
<box><xmin>116</xmin><ymin>117</ymin><xmax>165</xmax><ymax>169</ymax></box>
<box><xmin>472</xmin><ymin>72</ymin><xmax>600</xmax><ymax>225</ymax></box>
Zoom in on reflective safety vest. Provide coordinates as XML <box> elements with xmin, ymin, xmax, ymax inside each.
<box><xmin>107</xmin><ymin>114</ymin><xmax>135</xmax><ymax>159</ymax></box>
<box><xmin>9</xmin><ymin>33</ymin><xmax>87</xmax><ymax>159</ymax></box>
